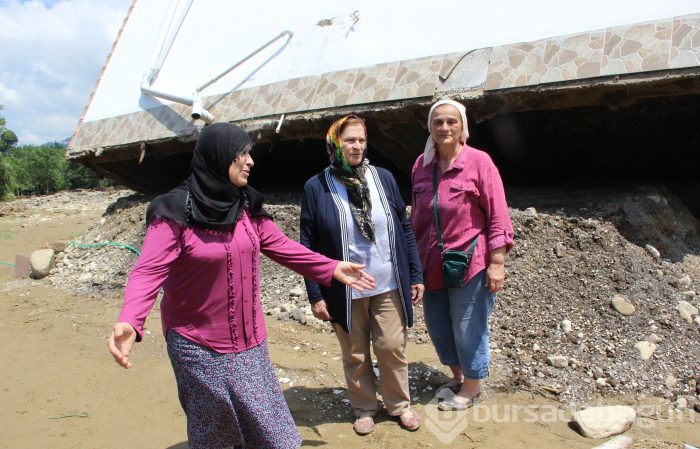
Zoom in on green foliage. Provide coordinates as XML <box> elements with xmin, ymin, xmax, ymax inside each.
<box><xmin>5</xmin><ymin>143</ymin><xmax>68</xmax><ymax>195</ymax></box>
<box><xmin>2</xmin><ymin>143</ymin><xmax>111</xmax><ymax>198</ymax></box>
<box><xmin>0</xmin><ymin>105</ymin><xmax>18</xmax><ymax>154</ymax></box>
<box><xmin>0</xmin><ymin>157</ymin><xmax>14</xmax><ymax>200</ymax></box>
<box><xmin>0</xmin><ymin>105</ymin><xmax>111</xmax><ymax>200</ymax></box>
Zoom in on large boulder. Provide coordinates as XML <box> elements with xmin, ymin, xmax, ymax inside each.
<box><xmin>29</xmin><ymin>249</ymin><xmax>55</xmax><ymax>279</ymax></box>
<box><xmin>572</xmin><ymin>405</ymin><xmax>636</xmax><ymax>439</ymax></box>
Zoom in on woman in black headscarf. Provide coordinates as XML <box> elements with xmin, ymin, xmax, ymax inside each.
<box><xmin>108</xmin><ymin>122</ymin><xmax>375</xmax><ymax>449</ymax></box>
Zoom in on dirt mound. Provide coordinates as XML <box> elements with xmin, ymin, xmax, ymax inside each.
<box><xmin>47</xmin><ymin>186</ymin><xmax>700</xmax><ymax>405</ymax></box>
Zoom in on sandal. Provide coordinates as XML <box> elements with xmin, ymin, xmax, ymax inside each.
<box><xmin>438</xmin><ymin>393</ymin><xmax>481</xmax><ymax>411</ymax></box>
<box><xmin>398</xmin><ymin>408</ymin><xmax>421</xmax><ymax>431</ymax></box>
<box><xmin>353</xmin><ymin>416</ymin><xmax>375</xmax><ymax>435</ymax></box>
<box><xmin>435</xmin><ymin>378</ymin><xmax>463</xmax><ymax>396</ymax></box>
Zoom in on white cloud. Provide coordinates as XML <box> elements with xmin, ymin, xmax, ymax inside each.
<box><xmin>0</xmin><ymin>0</ymin><xmax>131</xmax><ymax>145</ymax></box>
<box><xmin>0</xmin><ymin>80</ymin><xmax>20</xmax><ymax>105</ymax></box>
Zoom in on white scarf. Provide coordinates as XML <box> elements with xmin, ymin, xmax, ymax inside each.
<box><xmin>423</xmin><ymin>99</ymin><xmax>469</xmax><ymax>167</ymax></box>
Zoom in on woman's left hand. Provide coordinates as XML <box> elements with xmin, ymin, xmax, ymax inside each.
<box><xmin>333</xmin><ymin>262</ymin><xmax>376</xmax><ymax>291</ymax></box>
<box><xmin>486</xmin><ymin>262</ymin><xmax>505</xmax><ymax>293</ymax></box>
<box><xmin>411</xmin><ymin>284</ymin><xmax>425</xmax><ymax>304</ymax></box>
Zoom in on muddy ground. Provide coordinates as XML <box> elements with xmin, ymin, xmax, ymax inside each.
<box><xmin>0</xmin><ymin>189</ymin><xmax>698</xmax><ymax>449</ymax></box>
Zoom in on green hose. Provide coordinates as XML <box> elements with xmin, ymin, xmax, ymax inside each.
<box><xmin>68</xmin><ymin>241</ymin><xmax>141</xmax><ymax>255</ymax></box>
<box><xmin>0</xmin><ymin>261</ymin><xmax>15</xmax><ymax>267</ymax></box>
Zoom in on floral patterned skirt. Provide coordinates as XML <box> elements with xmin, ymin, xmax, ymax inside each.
<box><xmin>166</xmin><ymin>330</ymin><xmax>301</xmax><ymax>449</ymax></box>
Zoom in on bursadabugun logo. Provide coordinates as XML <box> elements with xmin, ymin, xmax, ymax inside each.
<box><xmin>424</xmin><ymin>388</ymin><xmax>471</xmax><ymax>444</ymax></box>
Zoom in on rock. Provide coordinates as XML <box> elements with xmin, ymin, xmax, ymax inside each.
<box><xmin>290</xmin><ymin>308</ymin><xmax>303</xmax><ymax>321</ymax></box>
<box><xmin>674</xmin><ymin>397</ymin><xmax>688</xmax><ymax>409</ymax></box>
<box><xmin>676</xmin><ymin>301</ymin><xmax>698</xmax><ymax>317</ymax></box>
<box><xmin>289</xmin><ymin>287</ymin><xmax>304</xmax><ymax>298</ymax></box>
<box><xmin>307</xmin><ymin>317</ymin><xmax>324</xmax><ymax>327</ymax></box>
<box><xmin>555</xmin><ymin>242</ymin><xmax>565</xmax><ymax>258</ymax></box>
<box><xmin>681</xmin><ymin>290</ymin><xmax>696</xmax><ymax>299</ymax></box>
<box><xmin>571</xmin><ymin>405</ymin><xmax>636</xmax><ymax>439</ymax></box>
<box><xmin>644</xmin><ymin>244</ymin><xmax>660</xmax><ymax>258</ymax></box>
<box><xmin>679</xmin><ymin>309</ymin><xmax>693</xmax><ymax>324</ymax></box>
<box><xmin>665</xmin><ymin>375</ymin><xmax>677</xmax><ymax>389</ymax></box>
<box><xmin>676</xmin><ymin>275</ymin><xmax>692</xmax><ymax>288</ymax></box>
<box><xmin>277</xmin><ymin>311</ymin><xmax>290</xmax><ymax>321</ymax></box>
<box><xmin>611</xmin><ymin>295</ymin><xmax>635</xmax><ymax>316</ymax></box>
<box><xmin>634</xmin><ymin>341</ymin><xmax>657</xmax><ymax>360</ymax></box>
<box><xmin>29</xmin><ymin>249</ymin><xmax>55</xmax><ymax>279</ymax></box>
<box><xmin>655</xmin><ymin>269</ymin><xmax>664</xmax><ymax>280</ymax></box>
<box><xmin>647</xmin><ymin>333</ymin><xmax>663</xmax><ymax>344</ymax></box>
<box><xmin>533</xmin><ymin>343</ymin><xmax>540</xmax><ymax>351</ymax></box>
<box><xmin>51</xmin><ymin>241</ymin><xmax>68</xmax><ymax>253</ymax></box>
<box><xmin>561</xmin><ymin>319</ymin><xmax>572</xmax><ymax>333</ymax></box>
<box><xmin>547</xmin><ymin>355</ymin><xmax>569</xmax><ymax>368</ymax></box>
<box><xmin>590</xmin><ymin>435</ymin><xmax>633</xmax><ymax>449</ymax></box>
<box><xmin>695</xmin><ymin>316</ymin><xmax>700</xmax><ymax>327</ymax></box>
<box><xmin>596</xmin><ymin>378</ymin><xmax>607</xmax><ymax>387</ymax></box>
<box><xmin>280</xmin><ymin>303</ymin><xmax>292</xmax><ymax>313</ymax></box>
<box><xmin>524</xmin><ymin>207</ymin><xmax>537</xmax><ymax>216</ymax></box>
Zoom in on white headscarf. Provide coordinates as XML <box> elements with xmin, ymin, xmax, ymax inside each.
<box><xmin>423</xmin><ymin>99</ymin><xmax>469</xmax><ymax>167</ymax></box>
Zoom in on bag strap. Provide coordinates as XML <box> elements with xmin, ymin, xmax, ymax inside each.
<box><xmin>432</xmin><ymin>163</ymin><xmax>478</xmax><ymax>256</ymax></box>
<box><xmin>432</xmin><ymin>163</ymin><xmax>445</xmax><ymax>254</ymax></box>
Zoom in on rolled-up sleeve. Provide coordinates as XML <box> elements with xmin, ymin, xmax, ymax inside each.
<box><xmin>479</xmin><ymin>160</ymin><xmax>514</xmax><ymax>253</ymax></box>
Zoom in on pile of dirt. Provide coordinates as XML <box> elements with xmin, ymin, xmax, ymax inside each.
<box><xmin>45</xmin><ymin>186</ymin><xmax>699</xmax><ymax>406</ymax></box>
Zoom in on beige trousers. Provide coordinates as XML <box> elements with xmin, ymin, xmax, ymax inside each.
<box><xmin>332</xmin><ymin>289</ymin><xmax>410</xmax><ymax>417</ymax></box>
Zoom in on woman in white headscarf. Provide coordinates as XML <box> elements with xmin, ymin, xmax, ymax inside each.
<box><xmin>411</xmin><ymin>99</ymin><xmax>514</xmax><ymax>410</ymax></box>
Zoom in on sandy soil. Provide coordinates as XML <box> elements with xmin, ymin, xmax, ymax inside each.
<box><xmin>0</xmin><ymin>194</ymin><xmax>697</xmax><ymax>449</ymax></box>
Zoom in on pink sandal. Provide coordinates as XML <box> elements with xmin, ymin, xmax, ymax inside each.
<box><xmin>398</xmin><ymin>408</ymin><xmax>421</xmax><ymax>431</ymax></box>
<box><xmin>353</xmin><ymin>416</ymin><xmax>375</xmax><ymax>435</ymax></box>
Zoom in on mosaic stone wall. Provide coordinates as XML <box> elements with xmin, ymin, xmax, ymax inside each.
<box><xmin>70</xmin><ymin>13</ymin><xmax>700</xmax><ymax>155</ymax></box>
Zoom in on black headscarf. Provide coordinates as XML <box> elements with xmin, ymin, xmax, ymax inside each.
<box><xmin>146</xmin><ymin>122</ymin><xmax>270</xmax><ymax>230</ymax></box>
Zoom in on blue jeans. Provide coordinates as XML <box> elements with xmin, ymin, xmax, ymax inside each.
<box><xmin>423</xmin><ymin>269</ymin><xmax>495</xmax><ymax>380</ymax></box>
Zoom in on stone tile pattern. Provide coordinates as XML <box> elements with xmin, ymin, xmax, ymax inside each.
<box><xmin>71</xmin><ymin>13</ymin><xmax>700</xmax><ymax>155</ymax></box>
<box><xmin>600</xmin><ymin>19</ymin><xmax>673</xmax><ymax>75</ymax></box>
<box><xmin>486</xmin><ymin>12</ymin><xmax>700</xmax><ymax>88</ymax></box>
<box><xmin>670</xmin><ymin>14</ymin><xmax>700</xmax><ymax>68</ymax></box>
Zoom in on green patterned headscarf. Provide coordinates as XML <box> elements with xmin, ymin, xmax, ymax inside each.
<box><xmin>326</xmin><ymin>115</ymin><xmax>375</xmax><ymax>243</ymax></box>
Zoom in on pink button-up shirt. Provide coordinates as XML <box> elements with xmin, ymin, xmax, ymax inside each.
<box><xmin>118</xmin><ymin>212</ymin><xmax>337</xmax><ymax>353</ymax></box>
<box><xmin>411</xmin><ymin>144</ymin><xmax>514</xmax><ymax>290</ymax></box>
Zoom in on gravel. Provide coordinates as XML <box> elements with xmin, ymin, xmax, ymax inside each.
<box><xmin>41</xmin><ymin>185</ymin><xmax>700</xmax><ymax>405</ymax></box>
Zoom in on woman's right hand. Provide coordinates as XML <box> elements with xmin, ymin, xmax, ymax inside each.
<box><xmin>333</xmin><ymin>261</ymin><xmax>376</xmax><ymax>291</ymax></box>
<box><xmin>107</xmin><ymin>322</ymin><xmax>137</xmax><ymax>369</ymax></box>
<box><xmin>311</xmin><ymin>300</ymin><xmax>334</xmax><ymax>321</ymax></box>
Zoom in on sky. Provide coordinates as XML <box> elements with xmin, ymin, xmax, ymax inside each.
<box><xmin>0</xmin><ymin>0</ymin><xmax>131</xmax><ymax>145</ymax></box>
<box><xmin>0</xmin><ymin>0</ymin><xmax>698</xmax><ymax>146</ymax></box>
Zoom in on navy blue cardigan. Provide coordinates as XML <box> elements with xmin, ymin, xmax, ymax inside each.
<box><xmin>300</xmin><ymin>166</ymin><xmax>423</xmax><ymax>333</ymax></box>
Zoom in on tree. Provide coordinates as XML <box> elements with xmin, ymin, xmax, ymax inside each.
<box><xmin>0</xmin><ymin>105</ymin><xmax>18</xmax><ymax>199</ymax></box>
<box><xmin>5</xmin><ymin>143</ymin><xmax>68</xmax><ymax>195</ymax></box>
<box><xmin>0</xmin><ymin>105</ymin><xmax>18</xmax><ymax>154</ymax></box>
<box><xmin>0</xmin><ymin>157</ymin><xmax>14</xmax><ymax>200</ymax></box>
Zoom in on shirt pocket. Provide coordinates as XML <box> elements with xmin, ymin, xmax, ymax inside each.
<box><xmin>412</xmin><ymin>183</ymin><xmax>432</xmax><ymax>207</ymax></box>
<box><xmin>448</xmin><ymin>180</ymin><xmax>480</xmax><ymax>204</ymax></box>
